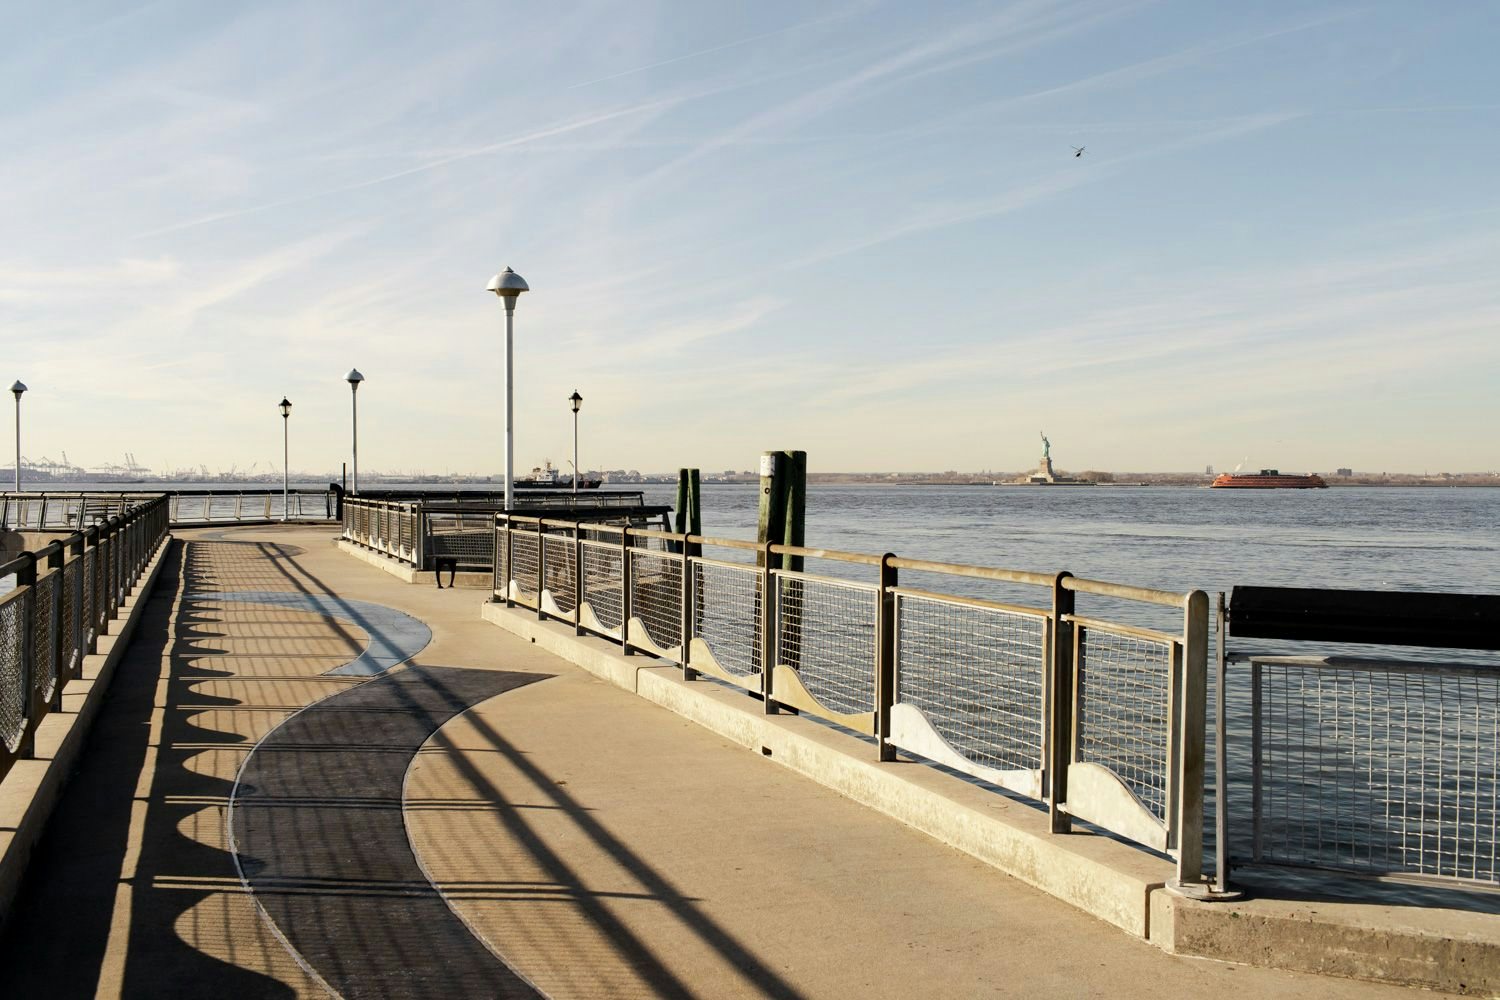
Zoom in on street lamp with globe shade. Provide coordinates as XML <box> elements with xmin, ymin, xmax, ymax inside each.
<box><xmin>485</xmin><ymin>267</ymin><xmax>529</xmax><ymax>510</ymax></box>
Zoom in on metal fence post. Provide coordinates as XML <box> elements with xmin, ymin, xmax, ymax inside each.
<box><xmin>501</xmin><ymin>521</ymin><xmax>513</xmax><ymax>605</ymax></box>
<box><xmin>573</xmin><ymin>522</ymin><xmax>584</xmax><ymax>636</ymax></box>
<box><xmin>69</xmin><ymin>533</ymin><xmax>84</xmax><ymax>679</ymax></box>
<box><xmin>535</xmin><ymin>522</ymin><xmax>547</xmax><ymax>622</ymax></box>
<box><xmin>1173</xmin><ymin>589</ymin><xmax>1209</xmax><ymax>888</ymax></box>
<box><xmin>414</xmin><ymin>503</ymin><xmax>427</xmax><ymax>572</ymax></box>
<box><xmin>621</xmin><ymin>529</ymin><xmax>634</xmax><ymax>656</ymax></box>
<box><xmin>875</xmin><ymin>553</ymin><xmax>898</xmax><ymax>762</ymax></box>
<box><xmin>760</xmin><ymin>540</ymin><xmax>777</xmax><ymax>714</ymax></box>
<box><xmin>1214</xmin><ymin>592</ymin><xmax>1231</xmax><ymax>894</ymax></box>
<box><xmin>680</xmin><ymin>534</ymin><xmax>695</xmax><ymax>680</ymax></box>
<box><xmin>16</xmin><ymin>553</ymin><xmax>37</xmax><ymax>759</ymax></box>
<box><xmin>47</xmin><ymin>543</ymin><xmax>64</xmax><ymax>710</ymax></box>
<box><xmin>1251</xmin><ymin>659</ymin><xmax>1263</xmax><ymax>863</ymax></box>
<box><xmin>1048</xmin><ymin>571</ymin><xmax>1075</xmax><ymax>834</ymax></box>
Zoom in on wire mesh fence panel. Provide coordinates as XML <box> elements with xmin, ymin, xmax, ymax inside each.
<box><xmin>581</xmin><ymin>542</ymin><xmax>624</xmax><ymax>629</ymax></box>
<box><xmin>692</xmin><ymin>559</ymin><xmax>761</xmax><ymax>678</ymax></box>
<box><xmin>82</xmin><ymin>548</ymin><xmax>97</xmax><ymax>647</ymax></box>
<box><xmin>775</xmin><ymin>573</ymin><xmax>876</xmax><ymax>715</ymax></box>
<box><xmin>61</xmin><ymin>558</ymin><xmax>79</xmax><ymax>677</ymax></box>
<box><xmin>399</xmin><ymin>511</ymin><xmax>414</xmax><ymax>556</ymax></box>
<box><xmin>428</xmin><ymin>529</ymin><xmax>495</xmax><ymax>570</ymax></box>
<box><xmin>543</xmin><ymin>535</ymin><xmax>577</xmax><ymax>613</ymax></box>
<box><xmin>893</xmin><ymin>593</ymin><xmax>1048</xmax><ymax>776</ymax></box>
<box><xmin>1253</xmin><ymin>662</ymin><xmax>1500</xmax><ymax>882</ymax></box>
<box><xmin>629</xmin><ymin>549</ymin><xmax>682</xmax><ymax>651</ymax></box>
<box><xmin>510</xmin><ymin>532</ymin><xmax>540</xmax><ymax>605</ymax></box>
<box><xmin>0</xmin><ymin>589</ymin><xmax>27</xmax><ymax>754</ymax></box>
<box><xmin>32</xmin><ymin>571</ymin><xmax>57</xmax><ymax>704</ymax></box>
<box><xmin>1076</xmin><ymin>625</ymin><xmax>1173</xmax><ymax>822</ymax></box>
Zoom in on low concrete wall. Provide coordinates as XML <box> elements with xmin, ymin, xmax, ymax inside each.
<box><xmin>1151</xmin><ymin>883</ymin><xmax>1500</xmax><ymax>995</ymax></box>
<box><xmin>335</xmin><ymin>538</ymin><xmax>491</xmax><ymax>589</ymax></box>
<box><xmin>480</xmin><ymin>601</ymin><xmax>1173</xmax><ymax>939</ymax></box>
<box><xmin>0</xmin><ymin>535</ymin><xmax>172</xmax><ymax>933</ymax></box>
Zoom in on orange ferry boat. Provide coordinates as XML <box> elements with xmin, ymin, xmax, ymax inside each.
<box><xmin>1210</xmin><ymin>469</ymin><xmax>1328</xmax><ymax>489</ymax></box>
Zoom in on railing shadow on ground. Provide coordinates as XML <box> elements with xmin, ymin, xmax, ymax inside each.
<box><xmin>253</xmin><ymin>544</ymin><xmax>813</xmax><ymax>998</ymax></box>
<box><xmin>397</xmin><ymin>665</ymin><xmax>811</xmax><ymax>1000</ymax></box>
<box><xmin>0</xmin><ymin>540</ymin><xmax>319</xmax><ymax>998</ymax></box>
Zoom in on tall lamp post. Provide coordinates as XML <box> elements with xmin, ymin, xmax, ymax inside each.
<box><xmin>10</xmin><ymin>381</ymin><xmax>26</xmax><ymax>492</ymax></box>
<box><xmin>279</xmin><ymin>397</ymin><xmax>292</xmax><ymax>521</ymax></box>
<box><xmin>569</xmin><ymin>390</ymin><xmax>583</xmax><ymax>495</ymax></box>
<box><xmin>345</xmin><ymin>369</ymin><xmax>364</xmax><ymax>494</ymax></box>
<box><xmin>486</xmin><ymin>267</ymin><xmax>529</xmax><ymax>510</ymax></box>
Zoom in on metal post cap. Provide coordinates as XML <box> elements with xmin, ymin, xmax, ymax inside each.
<box><xmin>486</xmin><ymin>267</ymin><xmax>529</xmax><ymax>297</ymax></box>
<box><xmin>9</xmin><ymin>381</ymin><xmax>26</xmax><ymax>398</ymax></box>
<box><xmin>345</xmin><ymin>368</ymin><xmax>364</xmax><ymax>386</ymax></box>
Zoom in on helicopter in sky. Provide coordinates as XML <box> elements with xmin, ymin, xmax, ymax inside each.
<box><xmin>1072</xmin><ymin>146</ymin><xmax>1085</xmax><ymax>158</ymax></box>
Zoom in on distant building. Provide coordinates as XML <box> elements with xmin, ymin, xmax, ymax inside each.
<box><xmin>1336</xmin><ymin>468</ymin><xmax>1353</xmax><ymax>477</ymax></box>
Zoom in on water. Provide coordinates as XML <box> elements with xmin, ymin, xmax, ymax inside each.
<box><xmin>629</xmin><ymin>482</ymin><xmax>1500</xmax><ymax>598</ymax></box>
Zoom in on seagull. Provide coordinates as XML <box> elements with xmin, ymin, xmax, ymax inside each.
<box><xmin>1072</xmin><ymin>146</ymin><xmax>1085</xmax><ymax>158</ymax></box>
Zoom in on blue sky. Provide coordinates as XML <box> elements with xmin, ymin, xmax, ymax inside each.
<box><xmin>2</xmin><ymin>1</ymin><xmax>1496</xmax><ymax>476</ymax></box>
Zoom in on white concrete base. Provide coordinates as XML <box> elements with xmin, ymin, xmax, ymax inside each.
<box><xmin>0</xmin><ymin>535</ymin><xmax>173</xmax><ymax>933</ymax></box>
<box><xmin>335</xmin><ymin>538</ymin><xmax>492</xmax><ymax>589</ymax></box>
<box><xmin>480</xmin><ymin>601</ymin><xmax>1172</xmax><ymax>939</ymax></box>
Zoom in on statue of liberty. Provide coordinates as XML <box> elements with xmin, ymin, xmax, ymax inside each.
<box><xmin>1040</xmin><ymin>432</ymin><xmax>1050</xmax><ymax>459</ymax></box>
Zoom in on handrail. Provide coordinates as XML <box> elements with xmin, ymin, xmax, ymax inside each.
<box><xmin>1</xmin><ymin>495</ymin><xmax>170</xmax><ymax>787</ymax></box>
<box><xmin>488</xmin><ymin>511</ymin><xmax>1209</xmax><ymax>889</ymax></box>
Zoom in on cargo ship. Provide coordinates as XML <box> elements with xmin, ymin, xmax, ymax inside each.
<box><xmin>515</xmin><ymin>460</ymin><xmax>601</xmax><ymax>490</ymax></box>
<box><xmin>1210</xmin><ymin>469</ymin><xmax>1327</xmax><ymax>489</ymax></box>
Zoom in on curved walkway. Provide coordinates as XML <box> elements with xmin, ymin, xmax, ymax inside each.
<box><xmin>231</xmin><ymin>666</ymin><xmax>541</xmax><ymax>998</ymax></box>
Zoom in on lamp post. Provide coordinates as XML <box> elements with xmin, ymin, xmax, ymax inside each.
<box><xmin>486</xmin><ymin>267</ymin><xmax>529</xmax><ymax>510</ymax></box>
<box><xmin>569</xmin><ymin>390</ymin><xmax>582</xmax><ymax>495</ymax></box>
<box><xmin>279</xmin><ymin>397</ymin><xmax>292</xmax><ymax>521</ymax></box>
<box><xmin>345</xmin><ymin>369</ymin><xmax>364</xmax><ymax>494</ymax></box>
<box><xmin>9</xmin><ymin>381</ymin><xmax>25</xmax><ymax>492</ymax></box>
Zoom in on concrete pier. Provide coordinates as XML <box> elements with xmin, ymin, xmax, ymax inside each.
<box><xmin>0</xmin><ymin>525</ymin><xmax>1473</xmax><ymax>996</ymax></box>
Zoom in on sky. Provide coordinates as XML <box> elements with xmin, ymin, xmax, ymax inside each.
<box><xmin>2</xmin><ymin>1</ymin><xmax>1497</xmax><ymax>477</ymax></box>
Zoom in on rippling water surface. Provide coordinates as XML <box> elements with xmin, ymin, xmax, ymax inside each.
<box><xmin>637</xmin><ymin>483</ymin><xmax>1500</xmax><ymax>598</ymax></box>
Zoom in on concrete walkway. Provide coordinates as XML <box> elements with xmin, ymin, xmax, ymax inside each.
<box><xmin>0</xmin><ymin>526</ymin><xmax>1429</xmax><ymax>998</ymax></box>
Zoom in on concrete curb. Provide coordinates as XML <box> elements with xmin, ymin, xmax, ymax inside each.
<box><xmin>480</xmin><ymin>601</ymin><xmax>1174</xmax><ymax>939</ymax></box>
<box><xmin>0</xmin><ymin>535</ymin><xmax>173</xmax><ymax>933</ymax></box>
<box><xmin>335</xmin><ymin>538</ymin><xmax>492</xmax><ymax>589</ymax></box>
<box><xmin>1151</xmin><ymin>884</ymin><xmax>1500</xmax><ymax>995</ymax></box>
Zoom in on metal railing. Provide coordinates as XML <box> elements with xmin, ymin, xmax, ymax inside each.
<box><xmin>1</xmin><ymin>490</ymin><xmax>337</xmax><ymax>529</ymax></box>
<box><xmin>495</xmin><ymin>515</ymin><xmax>1209</xmax><ymax>885</ymax></box>
<box><xmin>345</xmin><ymin>495</ymin><xmax>668</xmax><ymax>574</ymax></box>
<box><xmin>1214</xmin><ymin>587</ymin><xmax>1500</xmax><ymax>888</ymax></box>
<box><xmin>0</xmin><ymin>496</ymin><xmax>170</xmax><ymax>787</ymax></box>
<box><xmin>1240</xmin><ymin>654</ymin><xmax>1500</xmax><ymax>884</ymax></box>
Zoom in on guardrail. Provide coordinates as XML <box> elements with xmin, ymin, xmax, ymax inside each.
<box><xmin>495</xmin><ymin>515</ymin><xmax>1210</xmax><ymax>887</ymax></box>
<box><xmin>1222</xmin><ymin>586</ymin><xmax>1500</xmax><ymax>886</ymax></box>
<box><xmin>0</xmin><ymin>496</ymin><xmax>170</xmax><ymax>787</ymax></box>
<box><xmin>344</xmin><ymin>495</ymin><xmax>668</xmax><ymax>573</ymax></box>
<box><xmin>1243</xmin><ymin>655</ymin><xmax>1499</xmax><ymax>883</ymax></box>
<box><xmin>1</xmin><ymin>490</ymin><xmax>337</xmax><ymax>529</ymax></box>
